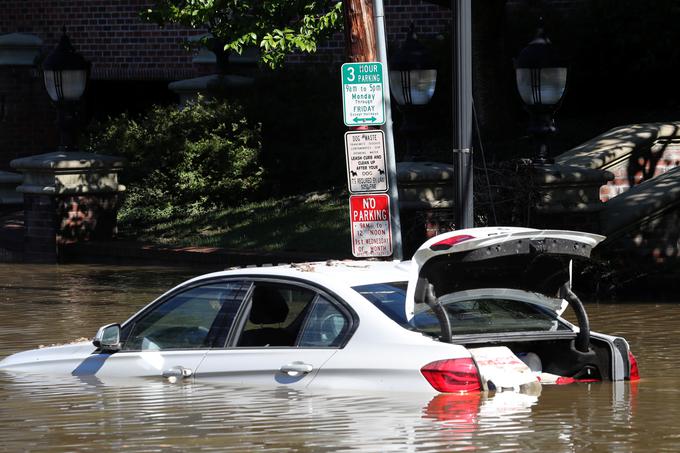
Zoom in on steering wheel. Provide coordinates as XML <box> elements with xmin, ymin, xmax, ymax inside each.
<box><xmin>319</xmin><ymin>314</ymin><xmax>345</xmax><ymax>344</ymax></box>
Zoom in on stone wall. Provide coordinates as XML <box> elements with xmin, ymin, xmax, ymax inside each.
<box><xmin>599</xmin><ymin>139</ymin><xmax>680</xmax><ymax>202</ymax></box>
<box><xmin>557</xmin><ymin>123</ymin><xmax>680</xmax><ymax>202</ymax></box>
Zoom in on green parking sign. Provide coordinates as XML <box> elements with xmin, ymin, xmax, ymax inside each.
<box><xmin>341</xmin><ymin>62</ymin><xmax>385</xmax><ymax>126</ymax></box>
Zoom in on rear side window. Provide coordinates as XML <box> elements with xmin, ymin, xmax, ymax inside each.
<box><xmin>237</xmin><ymin>284</ymin><xmax>316</xmax><ymax>347</ymax></box>
<box><xmin>298</xmin><ymin>296</ymin><xmax>349</xmax><ymax>347</ymax></box>
<box><xmin>353</xmin><ymin>282</ymin><xmax>409</xmax><ymax>327</ymax></box>
<box><xmin>236</xmin><ymin>283</ymin><xmax>352</xmax><ymax>348</ymax></box>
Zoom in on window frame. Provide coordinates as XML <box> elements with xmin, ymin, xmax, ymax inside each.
<box><xmin>119</xmin><ymin>278</ymin><xmax>253</xmax><ymax>352</ymax></box>
<box><xmin>119</xmin><ymin>275</ymin><xmax>359</xmax><ymax>352</ymax></box>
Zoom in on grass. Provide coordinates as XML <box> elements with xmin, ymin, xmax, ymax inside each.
<box><xmin>119</xmin><ymin>190</ymin><xmax>352</xmax><ymax>256</ymax></box>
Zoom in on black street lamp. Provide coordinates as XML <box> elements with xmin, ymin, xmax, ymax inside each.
<box><xmin>389</xmin><ymin>24</ymin><xmax>437</xmax><ymax>159</ymax></box>
<box><xmin>42</xmin><ymin>28</ymin><xmax>90</xmax><ymax>151</ymax></box>
<box><xmin>515</xmin><ymin>22</ymin><xmax>567</xmax><ymax>164</ymax></box>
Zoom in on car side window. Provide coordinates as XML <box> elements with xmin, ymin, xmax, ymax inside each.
<box><xmin>123</xmin><ymin>281</ymin><xmax>249</xmax><ymax>351</ymax></box>
<box><xmin>298</xmin><ymin>296</ymin><xmax>349</xmax><ymax>347</ymax></box>
<box><xmin>237</xmin><ymin>283</ymin><xmax>317</xmax><ymax>347</ymax></box>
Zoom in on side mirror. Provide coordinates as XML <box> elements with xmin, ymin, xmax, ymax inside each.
<box><xmin>93</xmin><ymin>323</ymin><xmax>121</xmax><ymax>352</ymax></box>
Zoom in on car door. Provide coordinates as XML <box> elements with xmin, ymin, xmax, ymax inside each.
<box><xmin>194</xmin><ymin>280</ymin><xmax>354</xmax><ymax>388</ymax></box>
<box><xmin>87</xmin><ymin>280</ymin><xmax>250</xmax><ymax>379</ymax></box>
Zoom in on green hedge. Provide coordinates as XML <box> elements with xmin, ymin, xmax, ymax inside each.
<box><xmin>84</xmin><ymin>98</ymin><xmax>264</xmax><ymax>228</ymax></box>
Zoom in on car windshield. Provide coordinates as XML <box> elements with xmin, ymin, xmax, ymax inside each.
<box><xmin>353</xmin><ymin>283</ymin><xmax>569</xmax><ymax>336</ymax></box>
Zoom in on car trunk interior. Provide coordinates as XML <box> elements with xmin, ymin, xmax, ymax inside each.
<box><xmin>413</xmin><ymin>237</ymin><xmax>618</xmax><ymax>381</ymax></box>
<box><xmin>460</xmin><ymin>335</ymin><xmax>613</xmax><ymax>381</ymax></box>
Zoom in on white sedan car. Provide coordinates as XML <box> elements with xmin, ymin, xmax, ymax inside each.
<box><xmin>0</xmin><ymin>227</ymin><xmax>639</xmax><ymax>393</ymax></box>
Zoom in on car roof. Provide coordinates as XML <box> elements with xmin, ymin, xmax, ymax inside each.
<box><xmin>187</xmin><ymin>260</ymin><xmax>412</xmax><ymax>288</ymax></box>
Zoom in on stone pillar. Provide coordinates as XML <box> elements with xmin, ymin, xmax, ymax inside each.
<box><xmin>530</xmin><ymin>163</ymin><xmax>614</xmax><ymax>233</ymax></box>
<box><xmin>22</xmin><ymin>193</ymin><xmax>56</xmax><ymax>263</ymax></box>
<box><xmin>10</xmin><ymin>151</ymin><xmax>125</xmax><ymax>263</ymax></box>
<box><xmin>397</xmin><ymin>161</ymin><xmax>456</xmax><ymax>256</ymax></box>
<box><xmin>168</xmin><ymin>74</ymin><xmax>253</xmax><ymax>107</ymax></box>
<box><xmin>0</xmin><ymin>170</ymin><xmax>22</xmax><ymax>208</ymax></box>
<box><xmin>169</xmin><ymin>37</ymin><xmax>256</xmax><ymax>107</ymax></box>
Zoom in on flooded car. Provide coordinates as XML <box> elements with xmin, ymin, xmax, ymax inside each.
<box><xmin>0</xmin><ymin>227</ymin><xmax>639</xmax><ymax>393</ymax></box>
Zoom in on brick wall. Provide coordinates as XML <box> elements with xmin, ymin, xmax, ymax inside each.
<box><xmin>0</xmin><ymin>0</ymin><xmax>201</xmax><ymax>81</ymax></box>
<box><xmin>0</xmin><ymin>66</ymin><xmax>56</xmax><ymax>165</ymax></box>
<box><xmin>506</xmin><ymin>0</ymin><xmax>587</xmax><ymax>13</ymax></box>
<box><xmin>292</xmin><ymin>0</ymin><xmax>452</xmax><ymax>65</ymax></box>
<box><xmin>0</xmin><ymin>0</ymin><xmax>583</xmax><ymax>168</ymax></box>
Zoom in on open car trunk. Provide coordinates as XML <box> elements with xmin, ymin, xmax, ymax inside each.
<box><xmin>457</xmin><ymin>333</ymin><xmax>622</xmax><ymax>382</ymax></box>
<box><xmin>406</xmin><ymin>227</ymin><xmax>632</xmax><ymax>382</ymax></box>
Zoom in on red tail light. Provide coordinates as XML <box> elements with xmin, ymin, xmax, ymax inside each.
<box><xmin>421</xmin><ymin>358</ymin><xmax>482</xmax><ymax>393</ymax></box>
<box><xmin>628</xmin><ymin>351</ymin><xmax>640</xmax><ymax>381</ymax></box>
<box><xmin>429</xmin><ymin>235</ymin><xmax>475</xmax><ymax>251</ymax></box>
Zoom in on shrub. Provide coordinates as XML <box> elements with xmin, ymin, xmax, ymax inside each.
<box><xmin>84</xmin><ymin>99</ymin><xmax>264</xmax><ymax>229</ymax></box>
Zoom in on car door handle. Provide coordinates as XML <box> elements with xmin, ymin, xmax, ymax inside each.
<box><xmin>162</xmin><ymin>366</ymin><xmax>193</xmax><ymax>382</ymax></box>
<box><xmin>280</xmin><ymin>362</ymin><xmax>314</xmax><ymax>376</ymax></box>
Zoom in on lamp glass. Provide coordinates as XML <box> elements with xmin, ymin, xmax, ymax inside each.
<box><xmin>43</xmin><ymin>69</ymin><xmax>87</xmax><ymax>102</ymax></box>
<box><xmin>389</xmin><ymin>69</ymin><xmax>437</xmax><ymax>106</ymax></box>
<box><xmin>516</xmin><ymin>67</ymin><xmax>566</xmax><ymax>106</ymax></box>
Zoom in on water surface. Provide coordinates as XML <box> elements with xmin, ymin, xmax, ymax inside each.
<box><xmin>0</xmin><ymin>264</ymin><xmax>676</xmax><ymax>452</ymax></box>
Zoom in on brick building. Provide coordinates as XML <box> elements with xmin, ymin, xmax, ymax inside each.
<box><xmin>0</xmin><ymin>0</ymin><xmax>583</xmax><ymax>170</ymax></box>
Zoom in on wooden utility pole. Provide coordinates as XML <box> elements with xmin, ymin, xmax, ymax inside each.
<box><xmin>342</xmin><ymin>0</ymin><xmax>377</xmax><ymax>62</ymax></box>
<box><xmin>342</xmin><ymin>0</ymin><xmax>404</xmax><ymax>260</ymax></box>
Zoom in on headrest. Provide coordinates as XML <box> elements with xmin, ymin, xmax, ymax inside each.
<box><xmin>249</xmin><ymin>286</ymin><xmax>289</xmax><ymax>324</ymax></box>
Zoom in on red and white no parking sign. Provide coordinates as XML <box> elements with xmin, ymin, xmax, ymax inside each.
<box><xmin>349</xmin><ymin>194</ymin><xmax>392</xmax><ymax>257</ymax></box>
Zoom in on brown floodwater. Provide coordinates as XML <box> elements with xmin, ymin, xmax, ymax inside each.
<box><xmin>0</xmin><ymin>263</ymin><xmax>676</xmax><ymax>452</ymax></box>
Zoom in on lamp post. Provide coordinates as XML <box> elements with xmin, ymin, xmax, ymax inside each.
<box><xmin>42</xmin><ymin>28</ymin><xmax>90</xmax><ymax>151</ymax></box>
<box><xmin>389</xmin><ymin>24</ymin><xmax>437</xmax><ymax>159</ymax></box>
<box><xmin>515</xmin><ymin>22</ymin><xmax>567</xmax><ymax>164</ymax></box>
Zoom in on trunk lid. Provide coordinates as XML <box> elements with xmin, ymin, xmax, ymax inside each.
<box><xmin>405</xmin><ymin>227</ymin><xmax>605</xmax><ymax>319</ymax></box>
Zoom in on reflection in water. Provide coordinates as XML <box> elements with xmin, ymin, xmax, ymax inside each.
<box><xmin>0</xmin><ymin>264</ymin><xmax>677</xmax><ymax>451</ymax></box>
<box><xmin>1</xmin><ymin>375</ymin><xmax>539</xmax><ymax>452</ymax></box>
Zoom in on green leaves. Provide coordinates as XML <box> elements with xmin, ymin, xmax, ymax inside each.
<box><xmin>141</xmin><ymin>0</ymin><xmax>343</xmax><ymax>68</ymax></box>
<box><xmin>84</xmin><ymin>99</ymin><xmax>265</xmax><ymax>227</ymax></box>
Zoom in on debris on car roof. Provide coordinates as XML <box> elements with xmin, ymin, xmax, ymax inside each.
<box><xmin>290</xmin><ymin>262</ymin><xmax>315</xmax><ymax>272</ymax></box>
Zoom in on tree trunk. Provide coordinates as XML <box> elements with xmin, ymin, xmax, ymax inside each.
<box><xmin>342</xmin><ymin>0</ymin><xmax>377</xmax><ymax>61</ymax></box>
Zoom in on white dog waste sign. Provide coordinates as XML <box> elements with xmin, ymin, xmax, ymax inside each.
<box><xmin>345</xmin><ymin>130</ymin><xmax>388</xmax><ymax>193</ymax></box>
<box><xmin>350</xmin><ymin>194</ymin><xmax>392</xmax><ymax>257</ymax></box>
<box><xmin>341</xmin><ymin>62</ymin><xmax>385</xmax><ymax>126</ymax></box>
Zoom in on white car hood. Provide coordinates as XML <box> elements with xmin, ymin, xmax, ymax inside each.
<box><xmin>405</xmin><ymin>227</ymin><xmax>605</xmax><ymax>319</ymax></box>
<box><xmin>0</xmin><ymin>341</ymin><xmax>96</xmax><ymax>374</ymax></box>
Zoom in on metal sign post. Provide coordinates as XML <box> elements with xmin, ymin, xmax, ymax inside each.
<box><xmin>452</xmin><ymin>0</ymin><xmax>474</xmax><ymax>229</ymax></box>
<box><xmin>340</xmin><ymin>0</ymin><xmax>403</xmax><ymax>261</ymax></box>
<box><xmin>373</xmin><ymin>0</ymin><xmax>403</xmax><ymax>260</ymax></box>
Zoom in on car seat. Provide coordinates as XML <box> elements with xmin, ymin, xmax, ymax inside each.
<box><xmin>238</xmin><ymin>286</ymin><xmax>295</xmax><ymax>346</ymax></box>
